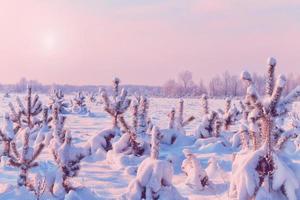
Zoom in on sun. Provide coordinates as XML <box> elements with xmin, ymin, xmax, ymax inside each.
<box><xmin>42</xmin><ymin>33</ymin><xmax>56</xmax><ymax>51</ymax></box>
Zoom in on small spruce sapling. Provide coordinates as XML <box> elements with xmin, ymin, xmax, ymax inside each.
<box><xmin>35</xmin><ymin>106</ymin><xmax>53</xmax><ymax>145</ymax></box>
<box><xmin>117</xmin><ymin>115</ymin><xmax>146</xmax><ymax>156</ymax></box>
<box><xmin>161</xmin><ymin>99</ymin><xmax>195</xmax><ymax>145</ymax></box>
<box><xmin>137</xmin><ymin>96</ymin><xmax>150</xmax><ymax>136</ymax></box>
<box><xmin>230</xmin><ymin>57</ymin><xmax>300</xmax><ymax>200</ymax></box>
<box><xmin>176</xmin><ymin>99</ymin><xmax>195</xmax><ymax>134</ymax></box>
<box><xmin>100</xmin><ymin>77</ymin><xmax>131</xmax><ymax>130</ymax></box>
<box><xmin>49</xmin><ymin>89</ymin><xmax>69</xmax><ymax>114</ymax></box>
<box><xmin>72</xmin><ymin>91</ymin><xmax>88</xmax><ymax>114</ymax></box>
<box><xmin>52</xmin><ymin>132</ymin><xmax>85</xmax><ymax>194</ymax></box>
<box><xmin>181</xmin><ymin>149</ymin><xmax>209</xmax><ymax>190</ymax></box>
<box><xmin>122</xmin><ymin>127</ymin><xmax>187</xmax><ymax>200</ymax></box>
<box><xmin>195</xmin><ymin>94</ymin><xmax>222</xmax><ymax>138</ymax></box>
<box><xmin>223</xmin><ymin>98</ymin><xmax>240</xmax><ymax>130</ymax></box>
<box><xmin>9</xmin><ymin>86</ymin><xmax>42</xmax><ymax>130</ymax></box>
<box><xmin>9</xmin><ymin>128</ymin><xmax>45</xmax><ymax>187</ymax></box>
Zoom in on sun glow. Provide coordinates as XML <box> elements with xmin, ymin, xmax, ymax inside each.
<box><xmin>42</xmin><ymin>33</ymin><xmax>56</xmax><ymax>51</ymax></box>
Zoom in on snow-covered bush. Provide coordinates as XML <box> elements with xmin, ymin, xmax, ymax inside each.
<box><xmin>121</xmin><ymin>127</ymin><xmax>187</xmax><ymax>200</ymax></box>
<box><xmin>181</xmin><ymin>149</ymin><xmax>209</xmax><ymax>190</ymax></box>
<box><xmin>230</xmin><ymin>57</ymin><xmax>300</xmax><ymax>200</ymax></box>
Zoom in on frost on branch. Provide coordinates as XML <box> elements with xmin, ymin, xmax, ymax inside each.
<box><xmin>100</xmin><ymin>77</ymin><xmax>131</xmax><ymax>130</ymax></box>
<box><xmin>230</xmin><ymin>57</ymin><xmax>300</xmax><ymax>200</ymax></box>
<box><xmin>121</xmin><ymin>127</ymin><xmax>187</xmax><ymax>200</ymax></box>
<box><xmin>181</xmin><ymin>149</ymin><xmax>209</xmax><ymax>190</ymax></box>
<box><xmin>0</xmin><ymin>113</ymin><xmax>16</xmax><ymax>157</ymax></box>
<box><xmin>8</xmin><ymin>128</ymin><xmax>44</xmax><ymax>187</ymax></box>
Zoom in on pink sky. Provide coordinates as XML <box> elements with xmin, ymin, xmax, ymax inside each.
<box><xmin>0</xmin><ymin>0</ymin><xmax>299</xmax><ymax>86</ymax></box>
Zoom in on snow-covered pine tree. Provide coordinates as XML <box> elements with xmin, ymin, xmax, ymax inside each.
<box><xmin>181</xmin><ymin>149</ymin><xmax>209</xmax><ymax>190</ymax></box>
<box><xmin>34</xmin><ymin>106</ymin><xmax>53</xmax><ymax>146</ymax></box>
<box><xmin>223</xmin><ymin>98</ymin><xmax>232</xmax><ymax>130</ymax></box>
<box><xmin>88</xmin><ymin>92</ymin><xmax>97</xmax><ymax>103</ymax></box>
<box><xmin>73</xmin><ymin>91</ymin><xmax>85</xmax><ymax>108</ymax></box>
<box><xmin>122</xmin><ymin>127</ymin><xmax>187</xmax><ymax>200</ymax></box>
<box><xmin>32</xmin><ymin>173</ymin><xmax>46</xmax><ymax>200</ymax></box>
<box><xmin>201</xmin><ymin>94</ymin><xmax>209</xmax><ymax>115</ymax></box>
<box><xmin>100</xmin><ymin>77</ymin><xmax>131</xmax><ymax>130</ymax></box>
<box><xmin>72</xmin><ymin>91</ymin><xmax>88</xmax><ymax>114</ymax></box>
<box><xmin>0</xmin><ymin>113</ymin><xmax>15</xmax><ymax>157</ymax></box>
<box><xmin>150</xmin><ymin>126</ymin><xmax>161</xmax><ymax>159</ymax></box>
<box><xmin>50</xmin><ymin>104</ymin><xmax>67</xmax><ymax>146</ymax></box>
<box><xmin>8</xmin><ymin>128</ymin><xmax>44</xmax><ymax>187</ymax></box>
<box><xmin>87</xmin><ymin>78</ymin><xmax>132</xmax><ymax>158</ymax></box>
<box><xmin>176</xmin><ymin>99</ymin><xmax>195</xmax><ymax>133</ymax></box>
<box><xmin>104</xmin><ymin>100</ymin><xmax>151</xmax><ymax>167</ymax></box>
<box><xmin>223</xmin><ymin>97</ymin><xmax>240</xmax><ymax>130</ymax></box>
<box><xmin>52</xmin><ymin>132</ymin><xmax>86</xmax><ymax>194</ymax></box>
<box><xmin>137</xmin><ymin>96</ymin><xmax>150</xmax><ymax>136</ymax></box>
<box><xmin>131</xmin><ymin>96</ymin><xmax>150</xmax><ymax>135</ymax></box>
<box><xmin>49</xmin><ymin>89</ymin><xmax>69</xmax><ymax>114</ymax></box>
<box><xmin>9</xmin><ymin>86</ymin><xmax>42</xmax><ymax>130</ymax></box>
<box><xmin>116</xmin><ymin>115</ymin><xmax>146</xmax><ymax>156</ymax></box>
<box><xmin>42</xmin><ymin>106</ymin><xmax>52</xmax><ymax>128</ymax></box>
<box><xmin>195</xmin><ymin>94</ymin><xmax>222</xmax><ymax>138</ymax></box>
<box><xmin>168</xmin><ymin>107</ymin><xmax>176</xmax><ymax>129</ymax></box>
<box><xmin>161</xmin><ymin>99</ymin><xmax>195</xmax><ymax>145</ymax></box>
<box><xmin>230</xmin><ymin>57</ymin><xmax>300</xmax><ymax>200</ymax></box>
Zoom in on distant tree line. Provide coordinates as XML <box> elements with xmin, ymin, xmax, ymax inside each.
<box><xmin>0</xmin><ymin>77</ymin><xmax>162</xmax><ymax>97</ymax></box>
<box><xmin>162</xmin><ymin>70</ymin><xmax>300</xmax><ymax>98</ymax></box>
<box><xmin>0</xmin><ymin>72</ymin><xmax>299</xmax><ymax>98</ymax></box>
